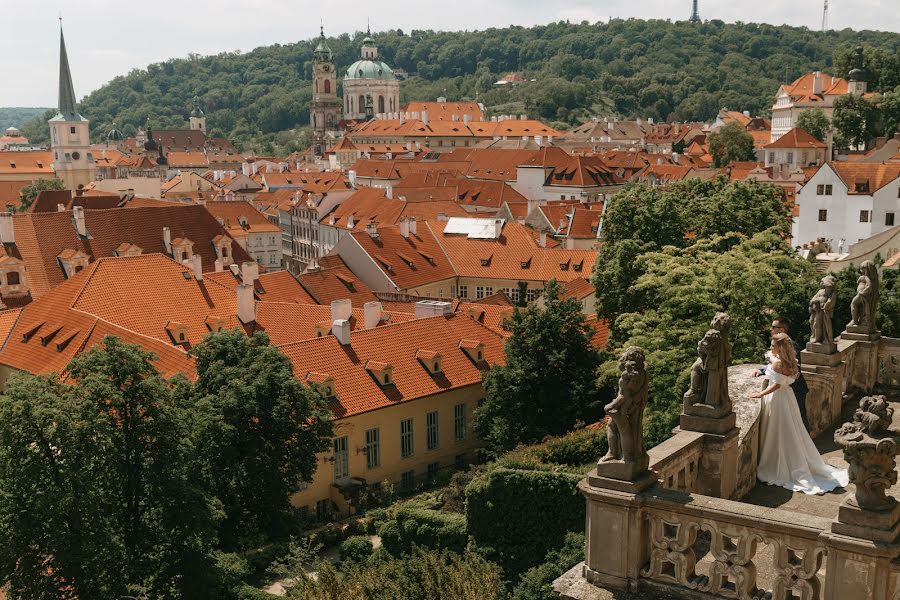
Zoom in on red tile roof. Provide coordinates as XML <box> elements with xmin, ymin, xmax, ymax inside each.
<box><xmin>203</xmin><ymin>200</ymin><xmax>282</xmax><ymax>234</ymax></box>
<box><xmin>764</xmin><ymin>128</ymin><xmax>826</xmax><ymax>149</ymax></box>
<box><xmin>350</xmin><ymin>225</ymin><xmax>457</xmax><ymax>290</ymax></box>
<box><xmin>0</xmin><ymin>151</ymin><xmax>53</xmax><ymax>175</ymax></box>
<box><xmin>278</xmin><ymin>313</ymin><xmax>505</xmax><ymax>419</ymax></box>
<box><xmin>298</xmin><ymin>261</ymin><xmax>379</xmax><ymax>307</ymax></box>
<box><xmin>828</xmin><ymin>163</ymin><xmax>900</xmax><ymax>195</ymax></box>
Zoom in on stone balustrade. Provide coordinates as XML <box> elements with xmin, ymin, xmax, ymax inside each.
<box><xmin>556</xmin><ymin>332</ymin><xmax>900</xmax><ymax>600</ymax></box>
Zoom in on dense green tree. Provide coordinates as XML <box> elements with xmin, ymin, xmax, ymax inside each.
<box><xmin>0</xmin><ymin>337</ymin><xmax>221</xmax><ymax>600</ymax></box>
<box><xmin>877</xmin><ymin>86</ymin><xmax>900</xmax><ymax>138</ymax></box>
<box><xmin>285</xmin><ymin>547</ymin><xmax>505</xmax><ymax>600</ymax></box>
<box><xmin>17</xmin><ymin>177</ymin><xmax>64</xmax><ymax>211</ymax></box>
<box><xmin>708</xmin><ymin>122</ymin><xmax>756</xmax><ymax>167</ymax></box>
<box><xmin>184</xmin><ymin>329</ymin><xmax>333</xmax><ymax>549</ymax></box>
<box><xmin>795</xmin><ymin>109</ymin><xmax>831</xmax><ymax>142</ymax></box>
<box><xmin>473</xmin><ymin>280</ymin><xmax>601</xmax><ymax>454</ymax></box>
<box><xmin>833</xmin><ymin>93</ymin><xmax>878</xmax><ymax>149</ymax></box>
<box><xmin>833</xmin><ymin>45</ymin><xmax>900</xmax><ymax>93</ymax></box>
<box><xmin>18</xmin><ymin>21</ymin><xmax>900</xmax><ymax>151</ymax></box>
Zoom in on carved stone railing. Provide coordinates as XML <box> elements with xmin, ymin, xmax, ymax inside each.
<box><xmin>649</xmin><ymin>431</ymin><xmax>704</xmax><ymax>493</ymax></box>
<box><xmin>878</xmin><ymin>337</ymin><xmax>900</xmax><ymax>387</ymax></box>
<box><xmin>640</xmin><ymin>488</ymin><xmax>830</xmax><ymax>600</ymax></box>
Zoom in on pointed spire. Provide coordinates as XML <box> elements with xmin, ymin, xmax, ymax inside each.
<box><xmin>58</xmin><ymin>23</ymin><xmax>78</xmax><ymax>116</ymax></box>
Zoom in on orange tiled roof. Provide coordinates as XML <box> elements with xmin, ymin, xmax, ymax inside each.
<box><xmin>0</xmin><ymin>181</ymin><xmax>29</xmax><ymax>209</ymax></box>
<box><xmin>298</xmin><ymin>261</ymin><xmax>379</xmax><ymax>307</ymax></box>
<box><xmin>431</xmin><ymin>220</ymin><xmax>597</xmax><ymax>282</ymax></box>
<box><xmin>350</xmin><ymin>225</ymin><xmax>457</xmax><ymax>290</ymax></box>
<box><xmin>828</xmin><ymin>163</ymin><xmax>900</xmax><ymax>195</ymax></box>
<box><xmin>782</xmin><ymin>72</ymin><xmax>848</xmax><ymax>103</ymax></box>
<box><xmin>278</xmin><ymin>313</ymin><xmax>505</xmax><ymax>419</ymax></box>
<box><xmin>561</xmin><ymin>277</ymin><xmax>595</xmax><ymax>300</ymax></box>
<box><xmin>402</xmin><ymin>102</ymin><xmax>484</xmax><ymax>122</ymax></box>
<box><xmin>203</xmin><ymin>200</ymin><xmax>282</xmax><ymax>234</ymax></box>
<box><xmin>203</xmin><ymin>269</ymin><xmax>318</xmax><ymax>305</ymax></box>
<box><xmin>10</xmin><ymin>204</ymin><xmax>254</xmax><ymax>299</ymax></box>
<box><xmin>0</xmin><ymin>151</ymin><xmax>53</xmax><ymax>175</ymax></box>
<box><xmin>764</xmin><ymin>128</ymin><xmax>825</xmax><ymax>149</ymax></box>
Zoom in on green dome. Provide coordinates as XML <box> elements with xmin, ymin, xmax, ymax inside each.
<box><xmin>345</xmin><ymin>59</ymin><xmax>396</xmax><ymax>80</ymax></box>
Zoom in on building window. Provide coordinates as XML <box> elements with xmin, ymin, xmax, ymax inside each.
<box><xmin>526</xmin><ymin>288</ymin><xmax>540</xmax><ymax>302</ymax></box>
<box><xmin>400</xmin><ymin>418</ymin><xmax>414</xmax><ymax>459</ymax></box>
<box><xmin>818</xmin><ymin>210</ymin><xmax>828</xmax><ymax>222</ymax></box>
<box><xmin>454</xmin><ymin>403</ymin><xmax>466</xmax><ymax>442</ymax></box>
<box><xmin>505</xmin><ymin>287</ymin><xmax>520</xmax><ymax>303</ymax></box>
<box><xmin>786</xmin><ymin>152</ymin><xmax>794</xmax><ymax>165</ymax></box>
<box><xmin>887</xmin><ymin>213</ymin><xmax>896</xmax><ymax>227</ymax></box>
<box><xmin>333</xmin><ymin>436</ymin><xmax>349</xmax><ymax>480</ymax></box>
<box><xmin>860</xmin><ymin>210</ymin><xmax>871</xmax><ymax>223</ymax></box>
<box><xmin>7</xmin><ymin>272</ymin><xmax>20</xmax><ymax>285</ymax></box>
<box><xmin>475</xmin><ymin>286</ymin><xmax>485</xmax><ymax>299</ymax></box>
<box><xmin>455</xmin><ymin>453</ymin><xmax>467</xmax><ymax>469</ymax></box>
<box><xmin>855</xmin><ymin>182</ymin><xmax>869</xmax><ymax>193</ymax></box>
<box><xmin>426</xmin><ymin>411</ymin><xmax>439</xmax><ymax>451</ymax></box>
<box><xmin>825</xmin><ymin>184</ymin><xmax>832</xmax><ymax>195</ymax></box>
<box><xmin>401</xmin><ymin>470</ymin><xmax>415</xmax><ymax>492</ymax></box>
<box><xmin>769</xmin><ymin>152</ymin><xmax>776</xmax><ymax>164</ymax></box>
<box><xmin>365</xmin><ymin>428</ymin><xmax>380</xmax><ymax>469</ymax></box>
<box><xmin>427</xmin><ymin>461</ymin><xmax>440</xmax><ymax>481</ymax></box>
<box><xmin>69</xmin><ymin>126</ymin><xmax>76</xmax><ymax>134</ymax></box>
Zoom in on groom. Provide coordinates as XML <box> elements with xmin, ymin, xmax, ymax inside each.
<box><xmin>753</xmin><ymin>317</ymin><xmax>810</xmax><ymax>431</ymax></box>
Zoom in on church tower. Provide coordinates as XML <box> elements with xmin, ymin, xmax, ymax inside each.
<box><xmin>49</xmin><ymin>25</ymin><xmax>94</xmax><ymax>190</ymax></box>
<box><xmin>847</xmin><ymin>46</ymin><xmax>868</xmax><ymax>96</ymax></box>
<box><xmin>310</xmin><ymin>25</ymin><xmax>341</xmax><ymax>157</ymax></box>
<box><xmin>189</xmin><ymin>96</ymin><xmax>207</xmax><ymax>133</ymax></box>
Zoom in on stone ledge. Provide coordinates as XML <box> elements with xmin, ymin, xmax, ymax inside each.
<box><xmin>553</xmin><ymin>564</ymin><xmax>682</xmax><ymax>600</ymax></box>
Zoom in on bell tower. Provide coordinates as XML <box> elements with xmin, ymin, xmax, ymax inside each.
<box><xmin>310</xmin><ymin>25</ymin><xmax>341</xmax><ymax>157</ymax></box>
<box><xmin>49</xmin><ymin>24</ymin><xmax>94</xmax><ymax>191</ymax></box>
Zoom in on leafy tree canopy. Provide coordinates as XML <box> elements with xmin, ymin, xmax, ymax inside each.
<box><xmin>473</xmin><ymin>280</ymin><xmax>601</xmax><ymax>454</ymax></box>
<box><xmin>833</xmin><ymin>93</ymin><xmax>879</xmax><ymax>149</ymax></box>
<box><xmin>795</xmin><ymin>109</ymin><xmax>831</xmax><ymax>142</ymax></box>
<box><xmin>18</xmin><ymin>22</ymin><xmax>900</xmax><ymax>153</ymax></box>
<box><xmin>18</xmin><ymin>177</ymin><xmax>64</xmax><ymax>211</ymax></box>
<box><xmin>708</xmin><ymin>122</ymin><xmax>756</xmax><ymax>166</ymax></box>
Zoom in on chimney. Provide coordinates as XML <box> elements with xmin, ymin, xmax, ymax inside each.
<box><xmin>408</xmin><ymin>217</ymin><xmax>417</xmax><ymax>236</ymax></box>
<box><xmin>565</xmin><ymin>237</ymin><xmax>575</xmax><ymax>250</ymax></box>
<box><xmin>214</xmin><ymin>258</ymin><xmax>224</xmax><ymax>272</ymax></box>
<box><xmin>347</xmin><ymin>215</ymin><xmax>355</xmax><ymax>229</ymax></box>
<box><xmin>452</xmin><ymin>114</ymin><xmax>459</xmax><ymax>122</ymax></box>
<box><xmin>386</xmin><ymin>186</ymin><xmax>393</xmax><ymax>199</ymax></box>
<box><xmin>463</xmin><ymin>114</ymin><xmax>471</xmax><ymax>125</ymax></box>
<box><xmin>363</xmin><ymin>301</ymin><xmax>382</xmax><ymax>329</ymax></box>
<box><xmin>348</xmin><ymin>170</ymin><xmax>357</xmax><ymax>187</ymax></box>
<box><xmin>331</xmin><ymin>298</ymin><xmax>352</xmax><ymax>323</ymax></box>
<box><xmin>538</xmin><ymin>232</ymin><xmax>547</xmax><ymax>248</ymax></box>
<box><xmin>365</xmin><ymin>222</ymin><xmax>378</xmax><ymax>238</ymax></box>
<box><xmin>192</xmin><ymin>255</ymin><xmax>203</xmax><ymax>281</ymax></box>
<box><xmin>671</xmin><ymin>152</ymin><xmax>680</xmax><ymax>164</ymax></box>
<box><xmin>742</xmin><ymin>110</ymin><xmax>750</xmax><ymax>118</ymax></box>
<box><xmin>236</xmin><ymin>283</ymin><xmax>256</xmax><ymax>323</ymax></box>
<box><xmin>812</xmin><ymin>71</ymin><xmax>824</xmax><ymax>95</ymax></box>
<box><xmin>73</xmin><ymin>206</ymin><xmax>87</xmax><ymax>237</ymax></box>
<box><xmin>162</xmin><ymin>227</ymin><xmax>172</xmax><ymax>253</ymax></box>
<box><xmin>825</xmin><ymin>130</ymin><xmax>834</xmax><ymax>163</ymax></box>
<box><xmin>0</xmin><ymin>213</ymin><xmax>14</xmax><ymax>244</ymax></box>
<box><xmin>399</xmin><ymin>218</ymin><xmax>410</xmax><ymax>238</ymax></box>
<box><xmin>437</xmin><ymin>212</ymin><xmax>448</xmax><ymax>221</ymax></box>
<box><xmin>422</xmin><ymin>111</ymin><xmax>429</xmax><ymax>126</ymax></box>
<box><xmin>241</xmin><ymin>261</ymin><xmax>259</xmax><ymax>285</ymax></box>
<box><xmin>333</xmin><ymin>319</ymin><xmax>352</xmax><ymax>345</ymax></box>
<box><xmin>57</xmin><ymin>203</ymin><xmax>66</xmax><ymax>212</ymax></box>
<box><xmin>414</xmin><ymin>300</ymin><xmax>453</xmax><ymax>319</ymax></box>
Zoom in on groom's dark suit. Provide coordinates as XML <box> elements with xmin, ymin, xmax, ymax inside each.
<box><xmin>758</xmin><ymin>338</ymin><xmax>810</xmax><ymax>431</ymax></box>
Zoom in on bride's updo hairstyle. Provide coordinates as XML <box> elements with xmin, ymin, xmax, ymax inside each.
<box><xmin>771</xmin><ymin>332</ymin><xmax>799</xmax><ymax>377</ymax></box>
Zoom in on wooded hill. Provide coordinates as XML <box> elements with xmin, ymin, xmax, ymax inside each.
<box><xmin>20</xmin><ymin>19</ymin><xmax>900</xmax><ymax>153</ymax></box>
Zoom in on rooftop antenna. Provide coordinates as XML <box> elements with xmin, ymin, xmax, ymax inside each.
<box><xmin>821</xmin><ymin>0</ymin><xmax>829</xmax><ymax>31</ymax></box>
<box><xmin>690</xmin><ymin>0</ymin><xmax>700</xmax><ymax>23</ymax></box>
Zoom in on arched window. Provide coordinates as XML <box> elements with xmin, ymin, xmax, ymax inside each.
<box><xmin>315</xmin><ymin>80</ymin><xmax>318</xmax><ymax>93</ymax></box>
<box><xmin>378</xmin><ymin>96</ymin><xmax>385</xmax><ymax>114</ymax></box>
<box><xmin>324</xmin><ymin>79</ymin><xmax>331</xmax><ymax>94</ymax></box>
<box><xmin>359</xmin><ymin>95</ymin><xmax>366</xmax><ymax>113</ymax></box>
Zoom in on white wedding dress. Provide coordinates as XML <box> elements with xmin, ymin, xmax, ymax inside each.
<box><xmin>757</xmin><ymin>364</ymin><xmax>849</xmax><ymax>495</ymax></box>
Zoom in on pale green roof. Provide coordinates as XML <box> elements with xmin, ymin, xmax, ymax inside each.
<box><xmin>345</xmin><ymin>59</ymin><xmax>396</xmax><ymax>81</ymax></box>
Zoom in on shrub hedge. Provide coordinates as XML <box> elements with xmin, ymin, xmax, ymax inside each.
<box><xmin>377</xmin><ymin>506</ymin><xmax>469</xmax><ymax>556</ymax></box>
<box><xmin>465</xmin><ymin>467</ymin><xmax>584</xmax><ymax>577</ymax></box>
<box><xmin>340</xmin><ymin>535</ymin><xmax>374</xmax><ymax>564</ymax></box>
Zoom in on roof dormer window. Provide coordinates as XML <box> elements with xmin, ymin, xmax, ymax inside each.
<box><xmin>459</xmin><ymin>339</ymin><xmax>485</xmax><ymax>364</ymax></box>
<box><xmin>416</xmin><ymin>349</ymin><xmax>442</xmax><ymax>374</ymax></box>
<box><xmin>480</xmin><ymin>254</ymin><xmax>492</xmax><ymax>267</ymax></box>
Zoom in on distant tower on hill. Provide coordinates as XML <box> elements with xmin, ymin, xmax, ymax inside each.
<box><xmin>821</xmin><ymin>0</ymin><xmax>829</xmax><ymax>31</ymax></box>
<box><xmin>690</xmin><ymin>0</ymin><xmax>700</xmax><ymax>22</ymax></box>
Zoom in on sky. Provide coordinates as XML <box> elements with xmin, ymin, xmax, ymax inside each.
<box><xmin>0</xmin><ymin>0</ymin><xmax>897</xmax><ymax>107</ymax></box>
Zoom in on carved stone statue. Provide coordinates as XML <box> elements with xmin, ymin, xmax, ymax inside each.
<box><xmin>807</xmin><ymin>275</ymin><xmax>837</xmax><ymax>353</ymax></box>
<box><xmin>683</xmin><ymin>313</ymin><xmax>733</xmax><ymax>419</ymax></box>
<box><xmin>847</xmin><ymin>260</ymin><xmax>880</xmax><ymax>335</ymax></box>
<box><xmin>597</xmin><ymin>346</ymin><xmax>649</xmax><ymax>481</ymax></box>
<box><xmin>834</xmin><ymin>395</ymin><xmax>898</xmax><ymax>512</ymax></box>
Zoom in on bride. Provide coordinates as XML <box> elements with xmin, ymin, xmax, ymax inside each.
<box><xmin>751</xmin><ymin>332</ymin><xmax>848</xmax><ymax>495</ymax></box>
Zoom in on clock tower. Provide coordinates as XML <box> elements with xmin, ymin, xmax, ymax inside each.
<box><xmin>310</xmin><ymin>26</ymin><xmax>341</xmax><ymax>157</ymax></box>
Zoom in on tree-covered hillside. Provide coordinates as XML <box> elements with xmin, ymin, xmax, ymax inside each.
<box><xmin>0</xmin><ymin>107</ymin><xmax>52</xmax><ymax>131</ymax></box>
<box><xmin>20</xmin><ymin>19</ymin><xmax>900</xmax><ymax>153</ymax></box>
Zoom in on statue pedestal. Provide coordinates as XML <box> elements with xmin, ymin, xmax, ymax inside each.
<box><xmin>823</xmin><ymin>532</ymin><xmax>900</xmax><ymax>600</ymax></box>
<box><xmin>805</xmin><ymin>341</ymin><xmax>839</xmax><ymax>359</ymax></box>
<box><xmin>832</xmin><ymin>498</ymin><xmax>900</xmax><ymax>543</ymax></box>
<box><xmin>838</xmin><ymin>330</ymin><xmax>882</xmax><ymax>393</ymax></box>
<box><xmin>680</xmin><ymin>411</ymin><xmax>736</xmax><ymax>435</ymax></box>
<box><xmin>801</xmin><ymin>350</ymin><xmax>846</xmax><ymax>437</ymax></box>
<box><xmin>588</xmin><ymin>467</ymin><xmax>655</xmax><ymax>493</ymax></box>
<box><xmin>578</xmin><ymin>475</ymin><xmax>654</xmax><ymax>592</ymax></box>
<box><xmin>680</xmin><ymin>399</ymin><xmax>739</xmax><ymax>499</ymax></box>
<box><xmin>843</xmin><ymin>326</ymin><xmax>881</xmax><ymax>340</ymax></box>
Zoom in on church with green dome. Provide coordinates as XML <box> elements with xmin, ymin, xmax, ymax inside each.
<box><xmin>341</xmin><ymin>29</ymin><xmax>400</xmax><ymax>121</ymax></box>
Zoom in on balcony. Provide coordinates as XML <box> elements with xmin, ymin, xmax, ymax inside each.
<box><xmin>555</xmin><ymin>321</ymin><xmax>900</xmax><ymax>600</ymax></box>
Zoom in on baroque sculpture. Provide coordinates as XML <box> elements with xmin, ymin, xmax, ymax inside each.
<box><xmin>834</xmin><ymin>395</ymin><xmax>897</xmax><ymax>512</ymax></box>
<box><xmin>597</xmin><ymin>346</ymin><xmax>650</xmax><ymax>481</ymax></box>
<box><xmin>846</xmin><ymin>260</ymin><xmax>880</xmax><ymax>335</ymax></box>
<box><xmin>683</xmin><ymin>313</ymin><xmax>733</xmax><ymax>419</ymax></box>
<box><xmin>807</xmin><ymin>275</ymin><xmax>837</xmax><ymax>353</ymax></box>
